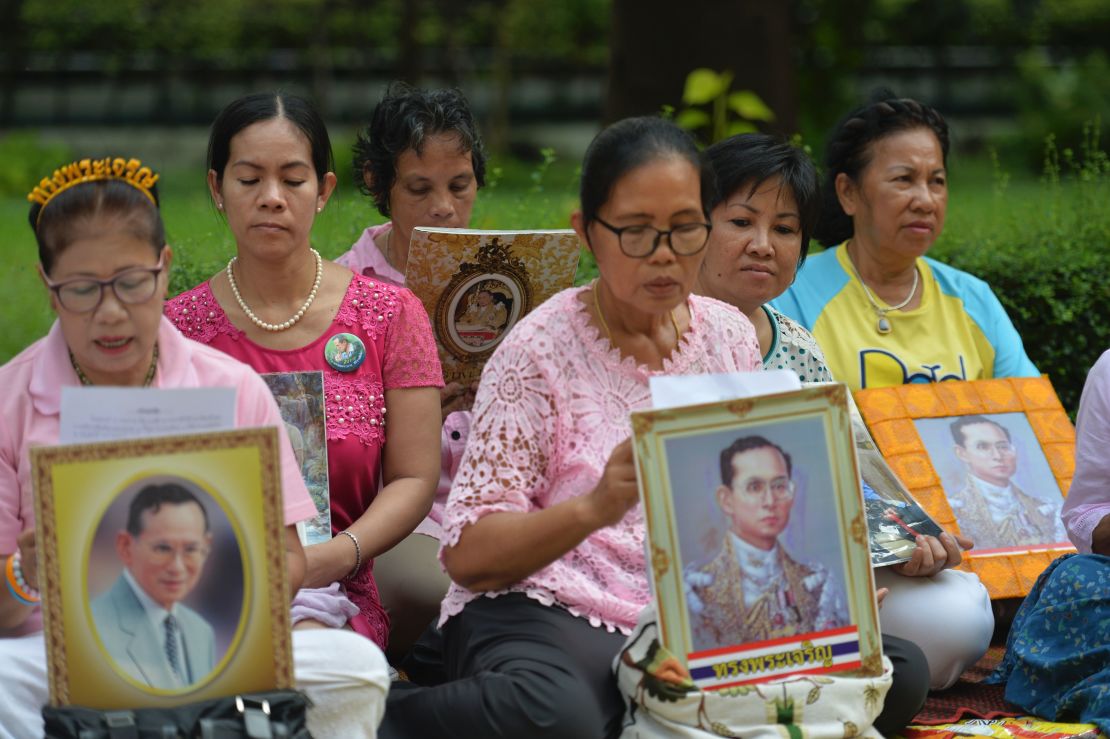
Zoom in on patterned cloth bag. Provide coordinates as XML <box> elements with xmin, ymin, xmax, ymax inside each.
<box><xmin>615</xmin><ymin>608</ymin><xmax>893</xmax><ymax>739</ymax></box>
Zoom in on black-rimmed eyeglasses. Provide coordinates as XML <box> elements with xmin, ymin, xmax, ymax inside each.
<box><xmin>593</xmin><ymin>217</ymin><xmax>711</xmax><ymax>258</ymax></box>
<box><xmin>44</xmin><ymin>253</ymin><xmax>166</xmax><ymax>313</ymax></box>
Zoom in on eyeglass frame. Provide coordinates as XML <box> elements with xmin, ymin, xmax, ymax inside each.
<box><xmin>136</xmin><ymin>537</ymin><xmax>212</xmax><ymax>566</ymax></box>
<box><xmin>591</xmin><ymin>216</ymin><xmax>712</xmax><ymax>258</ymax></box>
<box><xmin>732</xmin><ymin>475</ymin><xmax>797</xmax><ymax>503</ymax></box>
<box><xmin>963</xmin><ymin>440</ymin><xmax>1016</xmax><ymax>456</ymax></box>
<box><xmin>42</xmin><ymin>252</ymin><xmax>166</xmax><ymax>314</ymax></box>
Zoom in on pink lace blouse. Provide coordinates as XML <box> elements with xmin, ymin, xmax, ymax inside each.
<box><xmin>439</xmin><ymin>286</ymin><xmax>762</xmax><ymax>633</ymax></box>
<box><xmin>166</xmin><ymin>273</ymin><xmax>443</xmax><ymax>648</ymax></box>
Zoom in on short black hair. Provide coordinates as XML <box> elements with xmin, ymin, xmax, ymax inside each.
<box><xmin>704</xmin><ymin>133</ymin><xmax>821</xmax><ymax>268</ymax></box>
<box><xmin>125</xmin><ymin>482</ymin><xmax>210</xmax><ymax>537</ymax></box>
<box><xmin>208</xmin><ymin>92</ymin><xmax>334</xmax><ymax>185</ymax></box>
<box><xmin>719</xmin><ymin>435</ymin><xmax>793</xmax><ymax>487</ymax></box>
<box><xmin>352</xmin><ymin>82</ymin><xmax>487</xmax><ymax>217</ymax></box>
<box><xmin>815</xmin><ymin>92</ymin><xmax>950</xmax><ymax>248</ymax></box>
<box><xmin>950</xmin><ymin>415</ymin><xmax>1012</xmax><ymax>446</ymax></box>
<box><xmin>578</xmin><ymin>116</ymin><xmax>713</xmax><ymax>232</ymax></box>
<box><xmin>30</xmin><ymin>174</ymin><xmax>165</xmax><ymax>276</ymax></box>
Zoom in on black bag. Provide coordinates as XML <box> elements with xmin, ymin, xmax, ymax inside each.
<box><xmin>41</xmin><ymin>690</ymin><xmax>312</xmax><ymax>739</ymax></box>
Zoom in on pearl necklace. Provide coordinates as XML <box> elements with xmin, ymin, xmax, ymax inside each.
<box><xmin>226</xmin><ymin>248</ymin><xmax>323</xmax><ymax>332</ymax></box>
<box><xmin>70</xmin><ymin>342</ymin><xmax>159</xmax><ymax>387</ymax></box>
<box><xmin>845</xmin><ymin>247</ymin><xmax>919</xmax><ymax>335</ymax></box>
<box><xmin>593</xmin><ymin>279</ymin><xmax>680</xmax><ymax>345</ymax></box>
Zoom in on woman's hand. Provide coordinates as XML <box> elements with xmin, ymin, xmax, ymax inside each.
<box><xmin>876</xmin><ymin>587</ymin><xmax>889</xmax><ymax>609</ymax></box>
<box><xmin>583</xmin><ymin>440</ymin><xmax>640</xmax><ymax>529</ymax></box>
<box><xmin>302</xmin><ymin>534</ymin><xmax>357</xmax><ymax>590</ymax></box>
<box><xmin>16</xmin><ymin>529</ymin><xmax>36</xmax><ymax>591</ymax></box>
<box><xmin>1091</xmin><ymin>514</ymin><xmax>1110</xmax><ymax>556</ymax></box>
<box><xmin>892</xmin><ymin>532</ymin><xmax>972</xmax><ymax>578</ymax></box>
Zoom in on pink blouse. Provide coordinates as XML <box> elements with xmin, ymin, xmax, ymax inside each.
<box><xmin>439</xmin><ymin>286</ymin><xmax>762</xmax><ymax>633</ymax></box>
<box><xmin>335</xmin><ymin>223</ymin><xmax>404</xmax><ymax>286</ymax></box>
<box><xmin>0</xmin><ymin>317</ymin><xmax>316</xmax><ymax>638</ymax></box>
<box><xmin>1063</xmin><ymin>349</ymin><xmax>1110</xmax><ymax>553</ymax></box>
<box><xmin>165</xmin><ymin>273</ymin><xmax>443</xmax><ymax>648</ymax></box>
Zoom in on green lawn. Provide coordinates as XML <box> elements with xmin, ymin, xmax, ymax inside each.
<box><xmin>0</xmin><ymin>143</ymin><xmax>1071</xmax><ymax>364</ymax></box>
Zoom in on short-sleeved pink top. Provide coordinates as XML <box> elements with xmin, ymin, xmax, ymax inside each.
<box><xmin>166</xmin><ymin>273</ymin><xmax>444</xmax><ymax>648</ymax></box>
<box><xmin>439</xmin><ymin>286</ymin><xmax>762</xmax><ymax>634</ymax></box>
<box><xmin>0</xmin><ymin>317</ymin><xmax>316</xmax><ymax>638</ymax></box>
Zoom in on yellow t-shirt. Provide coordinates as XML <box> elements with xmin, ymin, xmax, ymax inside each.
<box><xmin>771</xmin><ymin>245</ymin><xmax>1037</xmax><ymax>391</ymax></box>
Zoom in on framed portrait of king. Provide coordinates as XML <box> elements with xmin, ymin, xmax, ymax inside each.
<box><xmin>31</xmin><ymin>428</ymin><xmax>293</xmax><ymax>708</ymax></box>
<box><xmin>854</xmin><ymin>377</ymin><xmax>1076</xmax><ymax>599</ymax></box>
<box><xmin>631</xmin><ymin>385</ymin><xmax>882</xmax><ymax>691</ymax></box>
<box><xmin>405</xmin><ymin>227</ymin><xmax>580</xmax><ymax>385</ymax></box>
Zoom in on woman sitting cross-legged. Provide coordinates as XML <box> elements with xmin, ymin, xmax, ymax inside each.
<box><xmin>773</xmin><ymin>95</ymin><xmax>1004</xmax><ymax>689</ymax></box>
<box><xmin>379</xmin><ymin>116</ymin><xmax>763</xmax><ymax>738</ymax></box>
<box><xmin>335</xmin><ymin>81</ymin><xmax>488</xmax><ymax>660</ymax></box>
<box><xmin>165</xmin><ymin>92</ymin><xmax>444</xmax><ymax>657</ymax></box>
<box><xmin>692</xmin><ymin>132</ymin><xmax>930</xmax><ymax>735</ymax></box>
<box><xmin>0</xmin><ymin>159</ymin><xmax>389</xmax><ymax>739</ymax></box>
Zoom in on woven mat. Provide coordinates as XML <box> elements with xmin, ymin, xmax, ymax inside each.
<box><xmin>911</xmin><ymin>647</ymin><xmax>1023</xmax><ymax>725</ymax></box>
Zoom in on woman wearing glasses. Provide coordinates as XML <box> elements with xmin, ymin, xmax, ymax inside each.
<box><xmin>381</xmin><ymin>117</ymin><xmax>761</xmax><ymax>738</ymax></box>
<box><xmin>0</xmin><ymin>160</ymin><xmax>389</xmax><ymax>738</ymax></box>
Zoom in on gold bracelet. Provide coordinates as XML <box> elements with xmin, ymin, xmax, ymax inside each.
<box><xmin>338</xmin><ymin>530</ymin><xmax>361</xmax><ymax>580</ymax></box>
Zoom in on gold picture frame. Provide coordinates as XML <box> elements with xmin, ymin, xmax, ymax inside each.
<box><xmin>32</xmin><ymin>428</ymin><xmax>293</xmax><ymax>708</ymax></box>
<box><xmin>406</xmin><ymin>228</ymin><xmax>580</xmax><ymax>385</ymax></box>
<box><xmin>631</xmin><ymin>385</ymin><xmax>882</xmax><ymax>691</ymax></box>
<box><xmin>854</xmin><ymin>377</ymin><xmax>1076</xmax><ymax>599</ymax></box>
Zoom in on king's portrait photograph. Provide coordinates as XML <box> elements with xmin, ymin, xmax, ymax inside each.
<box><xmin>914</xmin><ymin>412</ymin><xmax>1068</xmax><ymax>552</ymax></box>
<box><xmin>86</xmin><ymin>476</ymin><xmax>245</xmax><ymax>692</ymax></box>
<box><xmin>671</xmin><ymin>418</ymin><xmax>852</xmax><ymax>653</ymax></box>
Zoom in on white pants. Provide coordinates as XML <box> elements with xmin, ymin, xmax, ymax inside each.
<box><xmin>0</xmin><ymin>629</ymin><xmax>389</xmax><ymax>739</ymax></box>
<box><xmin>875</xmin><ymin>567</ymin><xmax>995</xmax><ymax>690</ymax></box>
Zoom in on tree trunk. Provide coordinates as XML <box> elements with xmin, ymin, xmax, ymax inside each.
<box><xmin>604</xmin><ymin>0</ymin><xmax>797</xmax><ymax>136</ymax></box>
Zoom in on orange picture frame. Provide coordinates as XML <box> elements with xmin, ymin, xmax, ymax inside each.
<box><xmin>854</xmin><ymin>377</ymin><xmax>1076</xmax><ymax>599</ymax></box>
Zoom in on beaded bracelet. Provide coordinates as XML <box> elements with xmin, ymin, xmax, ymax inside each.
<box><xmin>338</xmin><ymin>530</ymin><xmax>362</xmax><ymax>580</ymax></box>
<box><xmin>5</xmin><ymin>551</ymin><xmax>40</xmax><ymax>606</ymax></box>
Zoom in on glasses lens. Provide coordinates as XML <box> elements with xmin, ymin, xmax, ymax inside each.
<box><xmin>619</xmin><ymin>226</ymin><xmax>656</xmax><ymax>257</ymax></box>
<box><xmin>114</xmin><ymin>270</ymin><xmax>159</xmax><ymax>304</ymax></box>
<box><xmin>670</xmin><ymin>223</ymin><xmax>710</xmax><ymax>255</ymax></box>
<box><xmin>57</xmin><ymin>282</ymin><xmax>102</xmax><ymax>313</ymax></box>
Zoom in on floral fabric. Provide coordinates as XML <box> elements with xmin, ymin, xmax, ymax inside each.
<box><xmin>615</xmin><ymin>607</ymin><xmax>892</xmax><ymax>738</ymax></box>
<box><xmin>166</xmin><ymin>273</ymin><xmax>443</xmax><ymax>648</ymax></box>
<box><xmin>439</xmin><ymin>286</ymin><xmax>762</xmax><ymax>633</ymax></box>
<box><xmin>761</xmin><ymin>306</ymin><xmax>834</xmax><ymax>384</ymax></box>
<box><xmin>986</xmin><ymin>554</ymin><xmax>1110</xmax><ymax>736</ymax></box>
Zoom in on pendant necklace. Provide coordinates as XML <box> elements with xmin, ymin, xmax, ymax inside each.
<box><xmin>845</xmin><ymin>247</ymin><xmax>919</xmax><ymax>335</ymax></box>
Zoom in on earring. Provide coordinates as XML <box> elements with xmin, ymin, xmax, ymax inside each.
<box><xmin>216</xmin><ymin>201</ymin><xmax>224</xmax><ymax>211</ymax></box>
<box><xmin>316</xmin><ymin>206</ymin><xmax>323</xmax><ymax>213</ymax></box>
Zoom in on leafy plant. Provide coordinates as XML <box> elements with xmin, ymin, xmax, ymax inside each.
<box><xmin>673</xmin><ymin>69</ymin><xmax>776</xmax><ymax>144</ymax></box>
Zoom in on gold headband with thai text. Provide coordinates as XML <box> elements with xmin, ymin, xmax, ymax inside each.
<box><xmin>28</xmin><ymin>157</ymin><xmax>160</xmax><ymax>225</ymax></box>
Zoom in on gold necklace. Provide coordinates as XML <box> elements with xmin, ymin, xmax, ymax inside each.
<box><xmin>844</xmin><ymin>243</ymin><xmax>919</xmax><ymax>335</ymax></box>
<box><xmin>69</xmin><ymin>342</ymin><xmax>159</xmax><ymax>387</ymax></box>
<box><xmin>592</xmin><ymin>279</ymin><xmax>681</xmax><ymax>346</ymax></box>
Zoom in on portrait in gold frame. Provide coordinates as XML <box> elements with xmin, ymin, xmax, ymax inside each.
<box><xmin>854</xmin><ymin>377</ymin><xmax>1076</xmax><ymax>599</ymax></box>
<box><xmin>31</xmin><ymin>428</ymin><xmax>293</xmax><ymax>708</ymax></box>
<box><xmin>405</xmin><ymin>227</ymin><xmax>580</xmax><ymax>385</ymax></box>
<box><xmin>631</xmin><ymin>385</ymin><xmax>882</xmax><ymax>691</ymax></box>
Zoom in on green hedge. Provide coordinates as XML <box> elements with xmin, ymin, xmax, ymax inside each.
<box><xmin>931</xmin><ymin>137</ymin><xmax>1110</xmax><ymax>415</ymax></box>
